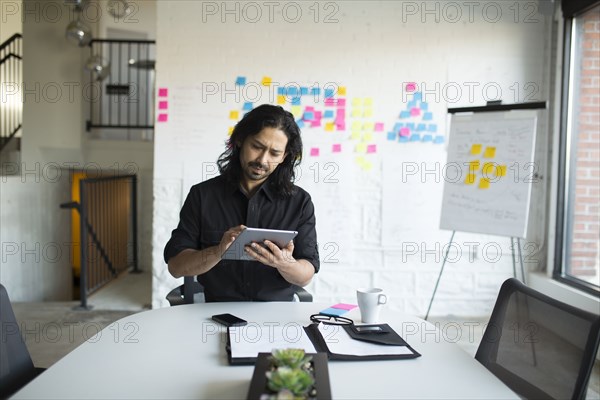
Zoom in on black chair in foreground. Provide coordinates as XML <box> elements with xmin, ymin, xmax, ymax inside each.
<box><xmin>0</xmin><ymin>284</ymin><xmax>45</xmax><ymax>398</ymax></box>
<box><xmin>475</xmin><ymin>278</ymin><xmax>600</xmax><ymax>400</ymax></box>
<box><xmin>166</xmin><ymin>276</ymin><xmax>313</xmax><ymax>306</ymax></box>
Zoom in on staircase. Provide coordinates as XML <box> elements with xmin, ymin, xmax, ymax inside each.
<box><xmin>0</xmin><ymin>33</ymin><xmax>22</xmax><ymax>168</ymax></box>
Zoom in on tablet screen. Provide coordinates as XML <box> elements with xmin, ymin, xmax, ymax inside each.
<box><xmin>221</xmin><ymin>228</ymin><xmax>298</xmax><ymax>261</ymax></box>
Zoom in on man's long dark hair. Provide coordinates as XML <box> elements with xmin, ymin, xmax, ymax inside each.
<box><xmin>217</xmin><ymin>104</ymin><xmax>303</xmax><ymax>197</ymax></box>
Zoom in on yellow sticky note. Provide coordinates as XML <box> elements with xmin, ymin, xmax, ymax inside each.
<box><xmin>484</xmin><ymin>146</ymin><xmax>496</xmax><ymax>158</ymax></box>
<box><xmin>229</xmin><ymin>110</ymin><xmax>239</xmax><ymax>120</ymax></box>
<box><xmin>465</xmin><ymin>173</ymin><xmax>477</xmax><ymax>185</ymax></box>
<box><xmin>277</xmin><ymin>95</ymin><xmax>286</xmax><ymax>105</ymax></box>
<box><xmin>351</xmin><ymin>108</ymin><xmax>362</xmax><ymax>118</ymax></box>
<box><xmin>352</xmin><ymin>98</ymin><xmax>362</xmax><ymax>106</ymax></box>
<box><xmin>364</xmin><ymin>108</ymin><xmax>373</xmax><ymax>118</ymax></box>
<box><xmin>351</xmin><ymin>121</ymin><xmax>362</xmax><ymax>130</ymax></box>
<box><xmin>361</xmin><ymin>159</ymin><xmax>373</xmax><ymax>171</ymax></box>
<box><xmin>356</xmin><ymin>143</ymin><xmax>367</xmax><ymax>153</ymax></box>
<box><xmin>325</xmin><ymin>122</ymin><xmax>335</xmax><ymax>132</ymax></box>
<box><xmin>363</xmin><ymin>122</ymin><xmax>374</xmax><ymax>131</ymax></box>
<box><xmin>364</xmin><ymin>98</ymin><xmax>373</xmax><ymax>106</ymax></box>
<box><xmin>479</xmin><ymin>178</ymin><xmax>490</xmax><ymax>189</ymax></box>
<box><xmin>291</xmin><ymin>105</ymin><xmax>302</xmax><ymax>117</ymax></box>
<box><xmin>470</xmin><ymin>144</ymin><xmax>482</xmax><ymax>155</ymax></box>
<box><xmin>469</xmin><ymin>160</ymin><xmax>480</xmax><ymax>172</ymax></box>
<box><xmin>496</xmin><ymin>165</ymin><xmax>507</xmax><ymax>177</ymax></box>
<box><xmin>228</xmin><ymin>127</ymin><xmax>234</xmax><ymax>136</ymax></box>
<box><xmin>261</xmin><ymin>76</ymin><xmax>272</xmax><ymax>86</ymax></box>
<box><xmin>338</xmin><ymin>86</ymin><xmax>347</xmax><ymax>96</ymax></box>
<box><xmin>482</xmin><ymin>162</ymin><xmax>495</xmax><ymax>177</ymax></box>
<box><xmin>363</xmin><ymin>132</ymin><xmax>374</xmax><ymax>142</ymax></box>
<box><xmin>351</xmin><ymin>131</ymin><xmax>361</xmax><ymax>140</ymax></box>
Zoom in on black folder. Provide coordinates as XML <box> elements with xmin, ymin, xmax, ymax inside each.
<box><xmin>226</xmin><ymin>323</ymin><xmax>421</xmax><ymax>365</ymax></box>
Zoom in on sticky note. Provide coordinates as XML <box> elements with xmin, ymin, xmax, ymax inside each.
<box><xmin>423</xmin><ymin>112</ymin><xmax>433</xmax><ymax>121</ymax></box>
<box><xmin>291</xmin><ymin>97</ymin><xmax>301</xmax><ymax>106</ymax></box>
<box><xmin>351</xmin><ymin>131</ymin><xmax>361</xmax><ymax>140</ymax></box>
<box><xmin>332</xmin><ymin>143</ymin><xmax>342</xmax><ymax>153</ymax></box>
<box><xmin>351</xmin><ymin>109</ymin><xmax>362</xmax><ymax>118</ymax></box>
<box><xmin>428</xmin><ymin>124</ymin><xmax>438</xmax><ymax>133</ymax></box>
<box><xmin>413</xmin><ymin>92</ymin><xmax>422</xmax><ymax>102</ymax></box>
<box><xmin>479</xmin><ymin>178</ymin><xmax>491</xmax><ymax>189</ymax></box>
<box><xmin>325</xmin><ymin>122</ymin><xmax>335</xmax><ymax>131</ymax></box>
<box><xmin>158</xmin><ymin>88</ymin><xmax>168</xmax><ymax>97</ymax></box>
<box><xmin>158</xmin><ymin>101</ymin><xmax>168</xmax><ymax>110</ymax></box>
<box><xmin>410</xmin><ymin>107</ymin><xmax>421</xmax><ymax>117</ymax></box>
<box><xmin>287</xmin><ymin>87</ymin><xmax>298</xmax><ymax>96</ymax></box>
<box><xmin>358</xmin><ymin>157</ymin><xmax>373</xmax><ymax>171</ymax></box>
<box><xmin>319</xmin><ymin>307</ymin><xmax>349</xmax><ymax>317</ymax></box>
<box><xmin>228</xmin><ymin>127</ymin><xmax>234</xmax><ymax>135</ymax></box>
<box><xmin>363</xmin><ymin>132</ymin><xmax>373</xmax><ymax>142</ymax></box>
<box><xmin>278</xmin><ymin>87</ymin><xmax>286</xmax><ymax>95</ymax></box>
<box><xmin>324</xmin><ymin>89</ymin><xmax>335</xmax><ymax>98</ymax></box>
<box><xmin>470</xmin><ymin>144</ymin><xmax>482</xmax><ymax>155</ymax></box>
<box><xmin>367</xmin><ymin>144</ymin><xmax>377</xmax><ymax>154</ymax></box>
<box><xmin>410</xmin><ymin>134</ymin><xmax>421</xmax><ymax>141</ymax></box>
<box><xmin>399</xmin><ymin>136</ymin><xmax>409</xmax><ymax>143</ymax></box>
<box><xmin>338</xmin><ymin>86</ymin><xmax>347</xmax><ymax>96</ymax></box>
<box><xmin>400</xmin><ymin>111</ymin><xmax>410</xmax><ymax>119</ymax></box>
<box><xmin>363</xmin><ymin>122</ymin><xmax>374</xmax><ymax>131</ymax></box>
<box><xmin>337</xmin><ymin>99</ymin><xmax>346</xmax><ymax>107</ymax></box>
<box><xmin>336</xmin><ymin>122</ymin><xmax>346</xmax><ymax>131</ymax></box>
<box><xmin>364</xmin><ymin>98</ymin><xmax>373</xmax><ymax>106</ymax></box>
<box><xmin>332</xmin><ymin>303</ymin><xmax>357</xmax><ymax>311</ymax></box>
<box><xmin>310</xmin><ymin>147</ymin><xmax>319</xmax><ymax>157</ymax></box>
<box><xmin>229</xmin><ymin>110</ymin><xmax>239</xmax><ymax>120</ymax></box>
<box><xmin>311</xmin><ymin>87</ymin><xmax>321</xmax><ymax>96</ymax></box>
<box><xmin>300</xmin><ymin>87</ymin><xmax>308</xmax><ymax>95</ymax></box>
<box><xmin>324</xmin><ymin>110</ymin><xmax>334</xmax><ymax>119</ymax></box>
<box><xmin>296</xmin><ymin>120</ymin><xmax>305</xmax><ymax>128</ymax></box>
<box><xmin>291</xmin><ymin>106</ymin><xmax>302</xmax><ymax>117</ymax></box>
<box><xmin>364</xmin><ymin>108</ymin><xmax>373</xmax><ymax>118</ymax></box>
<box><xmin>277</xmin><ymin>95</ymin><xmax>286</xmax><ymax>105</ymax></box>
<box><xmin>407</xmin><ymin>123</ymin><xmax>415</xmax><ymax>130</ymax></box>
<box><xmin>484</xmin><ymin>147</ymin><xmax>496</xmax><ymax>158</ymax></box>
<box><xmin>420</xmin><ymin>101</ymin><xmax>428</xmax><ymax>111</ymax></box>
<box><xmin>399</xmin><ymin>127</ymin><xmax>410</xmax><ymax>137</ymax></box>
<box><xmin>356</xmin><ymin>143</ymin><xmax>367</xmax><ymax>153</ymax></box>
<box><xmin>351</xmin><ymin>121</ymin><xmax>362</xmax><ymax>130</ymax></box>
<box><xmin>324</xmin><ymin>98</ymin><xmax>335</xmax><ymax>107</ymax></box>
<box><xmin>351</xmin><ymin>98</ymin><xmax>362</xmax><ymax>106</ymax></box>
<box><xmin>482</xmin><ymin>162</ymin><xmax>495</xmax><ymax>176</ymax></box>
<box><xmin>422</xmin><ymin>134</ymin><xmax>433</xmax><ymax>142</ymax></box>
<box><xmin>406</xmin><ymin>82</ymin><xmax>417</xmax><ymax>92</ymax></box>
<box><xmin>495</xmin><ymin>165</ymin><xmax>507</xmax><ymax>177</ymax></box>
<box><xmin>310</xmin><ymin>119</ymin><xmax>321</xmax><ymax>127</ymax></box>
<box><xmin>469</xmin><ymin>160</ymin><xmax>481</xmax><ymax>172</ymax></box>
<box><xmin>416</xmin><ymin>123</ymin><xmax>426</xmax><ymax>131</ymax></box>
<box><xmin>303</xmin><ymin>111</ymin><xmax>315</xmax><ymax>120</ymax></box>
<box><xmin>465</xmin><ymin>173</ymin><xmax>477</xmax><ymax>185</ymax></box>
<box><xmin>243</xmin><ymin>102</ymin><xmax>253</xmax><ymax>111</ymax></box>
<box><xmin>235</xmin><ymin>76</ymin><xmax>246</xmax><ymax>86</ymax></box>
<box><xmin>157</xmin><ymin>113</ymin><xmax>168</xmax><ymax>122</ymax></box>
<box><xmin>387</xmin><ymin>132</ymin><xmax>397</xmax><ymax>141</ymax></box>
<box><xmin>433</xmin><ymin>136</ymin><xmax>445</xmax><ymax>144</ymax></box>
<box><xmin>261</xmin><ymin>76</ymin><xmax>272</xmax><ymax>86</ymax></box>
<box><xmin>375</xmin><ymin>122</ymin><xmax>384</xmax><ymax>132</ymax></box>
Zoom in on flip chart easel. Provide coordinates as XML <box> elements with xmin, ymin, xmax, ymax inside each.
<box><xmin>425</xmin><ymin>101</ymin><xmax>546</xmax><ymax>321</ymax></box>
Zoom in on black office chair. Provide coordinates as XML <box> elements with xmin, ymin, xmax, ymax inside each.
<box><xmin>166</xmin><ymin>276</ymin><xmax>313</xmax><ymax>306</ymax></box>
<box><xmin>475</xmin><ymin>278</ymin><xmax>600</xmax><ymax>400</ymax></box>
<box><xmin>0</xmin><ymin>284</ymin><xmax>45</xmax><ymax>398</ymax></box>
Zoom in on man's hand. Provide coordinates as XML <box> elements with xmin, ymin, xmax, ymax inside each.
<box><xmin>218</xmin><ymin>225</ymin><xmax>246</xmax><ymax>256</ymax></box>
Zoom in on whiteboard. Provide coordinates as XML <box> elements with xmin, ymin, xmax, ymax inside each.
<box><xmin>439</xmin><ymin>111</ymin><xmax>538</xmax><ymax>238</ymax></box>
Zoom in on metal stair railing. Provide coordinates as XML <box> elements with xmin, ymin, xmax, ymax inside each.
<box><xmin>0</xmin><ymin>33</ymin><xmax>23</xmax><ymax>152</ymax></box>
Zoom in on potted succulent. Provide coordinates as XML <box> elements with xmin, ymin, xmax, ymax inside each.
<box><xmin>246</xmin><ymin>349</ymin><xmax>331</xmax><ymax>400</ymax></box>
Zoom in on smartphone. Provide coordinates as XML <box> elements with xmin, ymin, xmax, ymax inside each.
<box><xmin>354</xmin><ymin>325</ymin><xmax>385</xmax><ymax>334</ymax></box>
<box><xmin>211</xmin><ymin>313</ymin><xmax>248</xmax><ymax>327</ymax></box>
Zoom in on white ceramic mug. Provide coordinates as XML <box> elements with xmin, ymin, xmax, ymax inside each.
<box><xmin>356</xmin><ymin>288</ymin><xmax>388</xmax><ymax>323</ymax></box>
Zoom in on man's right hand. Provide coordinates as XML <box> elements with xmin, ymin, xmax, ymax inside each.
<box><xmin>218</xmin><ymin>225</ymin><xmax>246</xmax><ymax>257</ymax></box>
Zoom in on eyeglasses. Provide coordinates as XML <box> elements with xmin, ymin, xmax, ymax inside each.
<box><xmin>310</xmin><ymin>313</ymin><xmax>353</xmax><ymax>326</ymax></box>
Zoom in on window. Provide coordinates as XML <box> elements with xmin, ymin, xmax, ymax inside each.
<box><xmin>556</xmin><ymin>1</ymin><xmax>600</xmax><ymax>295</ymax></box>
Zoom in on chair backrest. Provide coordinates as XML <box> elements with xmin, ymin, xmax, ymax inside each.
<box><xmin>0</xmin><ymin>284</ymin><xmax>36</xmax><ymax>398</ymax></box>
<box><xmin>475</xmin><ymin>278</ymin><xmax>600</xmax><ymax>400</ymax></box>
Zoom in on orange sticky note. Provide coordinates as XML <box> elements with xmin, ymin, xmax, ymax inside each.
<box><xmin>277</xmin><ymin>95</ymin><xmax>286</xmax><ymax>105</ymax></box>
<box><xmin>229</xmin><ymin>110</ymin><xmax>239</xmax><ymax>120</ymax></box>
<box><xmin>484</xmin><ymin>146</ymin><xmax>496</xmax><ymax>158</ymax></box>
<box><xmin>479</xmin><ymin>178</ymin><xmax>490</xmax><ymax>189</ymax></box>
<box><xmin>465</xmin><ymin>173</ymin><xmax>477</xmax><ymax>185</ymax></box>
<box><xmin>470</xmin><ymin>144</ymin><xmax>482</xmax><ymax>155</ymax></box>
<box><xmin>261</xmin><ymin>76</ymin><xmax>272</xmax><ymax>86</ymax></box>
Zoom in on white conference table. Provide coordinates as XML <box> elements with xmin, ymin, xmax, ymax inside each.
<box><xmin>14</xmin><ymin>302</ymin><xmax>518</xmax><ymax>399</ymax></box>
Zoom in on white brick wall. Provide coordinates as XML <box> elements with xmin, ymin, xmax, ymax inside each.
<box><xmin>152</xmin><ymin>1</ymin><xmax>553</xmax><ymax>316</ymax></box>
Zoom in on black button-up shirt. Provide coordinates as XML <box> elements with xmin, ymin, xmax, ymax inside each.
<box><xmin>164</xmin><ymin>174</ymin><xmax>319</xmax><ymax>301</ymax></box>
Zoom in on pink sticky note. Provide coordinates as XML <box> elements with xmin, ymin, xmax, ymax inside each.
<box><xmin>410</xmin><ymin>107</ymin><xmax>421</xmax><ymax>116</ymax></box>
<box><xmin>158</xmin><ymin>88</ymin><xmax>168</xmax><ymax>97</ymax></box>
<box><xmin>157</xmin><ymin>113</ymin><xmax>168</xmax><ymax>122</ymax></box>
<box><xmin>324</xmin><ymin>98</ymin><xmax>335</xmax><ymax>106</ymax></box>
<box><xmin>336</xmin><ymin>123</ymin><xmax>345</xmax><ymax>131</ymax></box>
<box><xmin>158</xmin><ymin>101</ymin><xmax>168</xmax><ymax>110</ymax></box>
<box><xmin>336</xmin><ymin>109</ymin><xmax>346</xmax><ymax>118</ymax></box>
<box><xmin>315</xmin><ymin>111</ymin><xmax>322</xmax><ymax>119</ymax></box>
<box><xmin>375</xmin><ymin>122</ymin><xmax>384</xmax><ymax>132</ymax></box>
<box><xmin>367</xmin><ymin>144</ymin><xmax>377</xmax><ymax>154</ymax></box>
<box><xmin>406</xmin><ymin>82</ymin><xmax>417</xmax><ymax>92</ymax></box>
<box><xmin>337</xmin><ymin>98</ymin><xmax>346</xmax><ymax>107</ymax></box>
<box><xmin>332</xmin><ymin>144</ymin><xmax>342</xmax><ymax>153</ymax></box>
<box><xmin>305</xmin><ymin>106</ymin><xmax>315</xmax><ymax>112</ymax></box>
<box><xmin>400</xmin><ymin>127</ymin><xmax>410</xmax><ymax>136</ymax></box>
<box><xmin>310</xmin><ymin>119</ymin><xmax>321</xmax><ymax>127</ymax></box>
<box><xmin>310</xmin><ymin>147</ymin><xmax>320</xmax><ymax>156</ymax></box>
<box><xmin>332</xmin><ymin>303</ymin><xmax>357</xmax><ymax>310</ymax></box>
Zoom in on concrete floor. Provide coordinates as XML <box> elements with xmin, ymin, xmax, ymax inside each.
<box><xmin>9</xmin><ymin>271</ymin><xmax>600</xmax><ymax>398</ymax></box>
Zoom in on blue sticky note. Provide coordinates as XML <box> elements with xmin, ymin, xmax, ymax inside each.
<box><xmin>277</xmin><ymin>87</ymin><xmax>286</xmax><ymax>95</ymax></box>
<box><xmin>413</xmin><ymin>92</ymin><xmax>422</xmax><ymax>101</ymax></box>
<box><xmin>311</xmin><ymin>87</ymin><xmax>321</xmax><ymax>96</ymax></box>
<box><xmin>387</xmin><ymin>131</ymin><xmax>397</xmax><ymax>141</ymax></box>
<box><xmin>420</xmin><ymin>102</ymin><xmax>428</xmax><ymax>111</ymax></box>
<box><xmin>416</xmin><ymin>123</ymin><xmax>426</xmax><ymax>131</ymax></box>
<box><xmin>235</xmin><ymin>76</ymin><xmax>246</xmax><ymax>86</ymax></box>
<box><xmin>428</xmin><ymin>124</ymin><xmax>437</xmax><ymax>132</ymax></box>
<box><xmin>300</xmin><ymin>87</ymin><xmax>309</xmax><ymax>95</ymax></box>
<box><xmin>324</xmin><ymin>110</ymin><xmax>334</xmax><ymax>118</ymax></box>
<box><xmin>407</xmin><ymin>100</ymin><xmax>417</xmax><ymax>109</ymax></box>
<box><xmin>319</xmin><ymin>307</ymin><xmax>349</xmax><ymax>317</ymax></box>
<box><xmin>422</xmin><ymin>134</ymin><xmax>433</xmax><ymax>142</ymax></box>
<box><xmin>296</xmin><ymin>120</ymin><xmax>305</xmax><ymax>128</ymax></box>
<box><xmin>399</xmin><ymin>136</ymin><xmax>409</xmax><ymax>143</ymax></box>
<box><xmin>243</xmin><ymin>102</ymin><xmax>253</xmax><ymax>111</ymax></box>
<box><xmin>400</xmin><ymin>111</ymin><xmax>410</xmax><ymax>119</ymax></box>
<box><xmin>394</xmin><ymin>122</ymin><xmax>404</xmax><ymax>131</ymax></box>
<box><xmin>324</xmin><ymin>88</ymin><xmax>334</xmax><ymax>98</ymax></box>
<box><xmin>407</xmin><ymin>123</ymin><xmax>415</xmax><ymax>130</ymax></box>
<box><xmin>410</xmin><ymin>134</ymin><xmax>421</xmax><ymax>141</ymax></box>
<box><xmin>303</xmin><ymin>111</ymin><xmax>315</xmax><ymax>120</ymax></box>
<box><xmin>423</xmin><ymin>112</ymin><xmax>433</xmax><ymax>121</ymax></box>
<box><xmin>291</xmin><ymin>97</ymin><xmax>301</xmax><ymax>106</ymax></box>
<box><xmin>287</xmin><ymin>87</ymin><xmax>298</xmax><ymax>96</ymax></box>
<box><xmin>433</xmin><ymin>135</ymin><xmax>445</xmax><ymax>144</ymax></box>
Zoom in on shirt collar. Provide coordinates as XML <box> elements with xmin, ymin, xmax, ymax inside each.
<box><xmin>225</xmin><ymin>175</ymin><xmax>274</xmax><ymax>202</ymax></box>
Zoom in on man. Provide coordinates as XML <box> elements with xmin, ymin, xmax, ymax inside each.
<box><xmin>164</xmin><ymin>104</ymin><xmax>319</xmax><ymax>301</ymax></box>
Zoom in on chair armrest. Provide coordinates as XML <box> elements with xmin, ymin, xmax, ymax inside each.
<box><xmin>293</xmin><ymin>286</ymin><xmax>313</xmax><ymax>302</ymax></box>
<box><xmin>166</xmin><ymin>277</ymin><xmax>205</xmax><ymax>306</ymax></box>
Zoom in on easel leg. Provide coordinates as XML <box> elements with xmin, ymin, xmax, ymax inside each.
<box><xmin>510</xmin><ymin>237</ymin><xmax>517</xmax><ymax>279</ymax></box>
<box><xmin>517</xmin><ymin>237</ymin><xmax>526</xmax><ymax>284</ymax></box>
<box><xmin>425</xmin><ymin>231</ymin><xmax>455</xmax><ymax>321</ymax></box>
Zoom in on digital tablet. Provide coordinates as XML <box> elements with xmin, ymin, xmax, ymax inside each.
<box><xmin>221</xmin><ymin>228</ymin><xmax>298</xmax><ymax>261</ymax></box>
